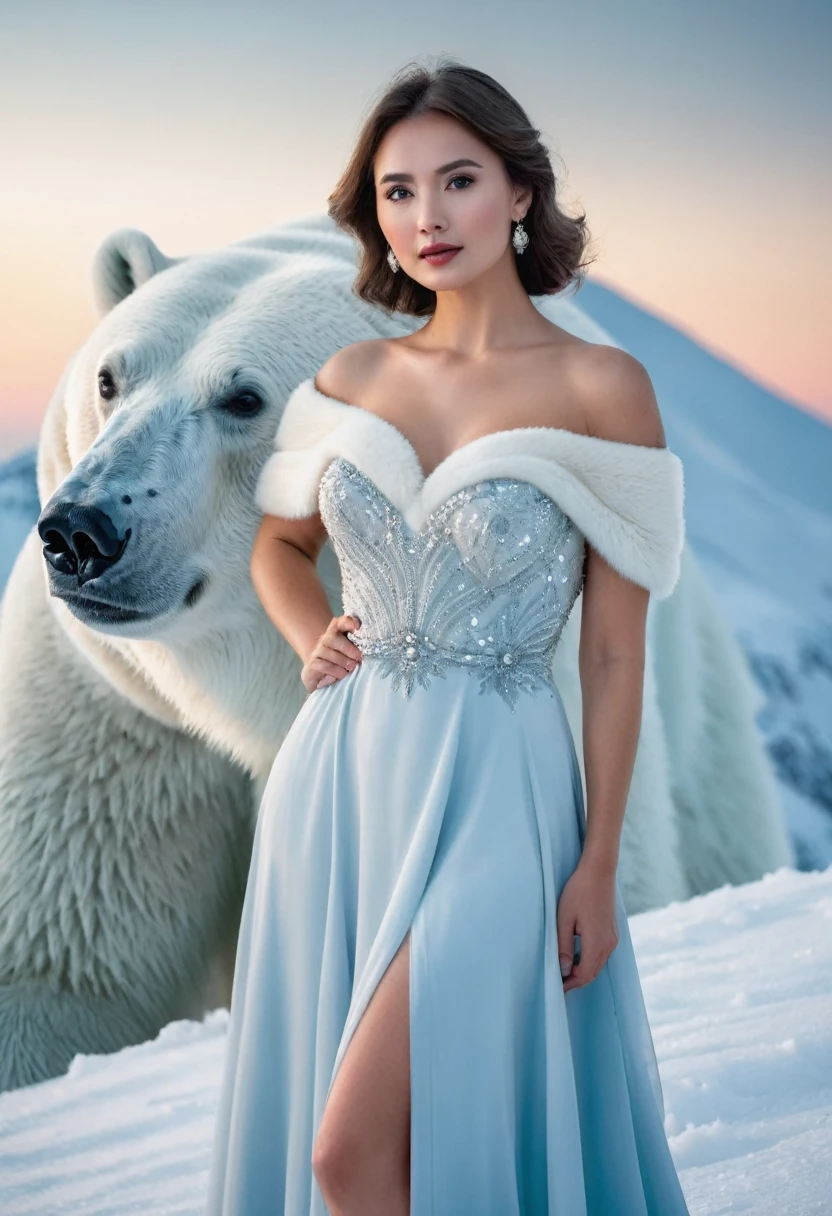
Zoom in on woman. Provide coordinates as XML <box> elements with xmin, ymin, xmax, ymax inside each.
<box><xmin>206</xmin><ymin>58</ymin><xmax>690</xmax><ymax>1216</ymax></box>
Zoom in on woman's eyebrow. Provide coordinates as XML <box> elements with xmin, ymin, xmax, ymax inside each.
<box><xmin>378</xmin><ymin>158</ymin><xmax>483</xmax><ymax>185</ymax></box>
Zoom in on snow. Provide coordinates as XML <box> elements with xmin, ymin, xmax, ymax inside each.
<box><xmin>0</xmin><ymin>864</ymin><xmax>829</xmax><ymax>1214</ymax></box>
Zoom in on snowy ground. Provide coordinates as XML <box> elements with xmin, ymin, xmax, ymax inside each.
<box><xmin>0</xmin><ymin>863</ymin><xmax>830</xmax><ymax>1215</ymax></box>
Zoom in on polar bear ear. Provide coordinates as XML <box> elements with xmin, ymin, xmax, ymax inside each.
<box><xmin>90</xmin><ymin>228</ymin><xmax>182</xmax><ymax>316</ymax></box>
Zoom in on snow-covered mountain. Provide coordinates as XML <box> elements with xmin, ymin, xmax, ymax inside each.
<box><xmin>579</xmin><ymin>280</ymin><xmax>832</xmax><ymax>871</ymax></box>
<box><xmin>2</xmin><ymin>281</ymin><xmax>830</xmax><ymax>868</ymax></box>
<box><xmin>0</xmin><ymin>448</ymin><xmax>40</xmax><ymax>592</ymax></box>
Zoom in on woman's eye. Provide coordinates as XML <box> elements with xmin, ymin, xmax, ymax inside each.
<box><xmin>386</xmin><ymin>175</ymin><xmax>472</xmax><ymax>202</ymax></box>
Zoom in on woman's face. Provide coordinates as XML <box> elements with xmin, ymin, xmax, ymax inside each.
<box><xmin>374</xmin><ymin>111</ymin><xmax>528</xmax><ymax>290</ymax></box>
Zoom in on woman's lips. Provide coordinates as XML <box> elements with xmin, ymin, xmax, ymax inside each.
<box><xmin>421</xmin><ymin>247</ymin><xmax>461</xmax><ymax>265</ymax></box>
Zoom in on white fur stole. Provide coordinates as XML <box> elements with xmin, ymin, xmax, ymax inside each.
<box><xmin>256</xmin><ymin>377</ymin><xmax>686</xmax><ymax>600</ymax></box>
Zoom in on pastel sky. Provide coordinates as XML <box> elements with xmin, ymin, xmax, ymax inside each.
<box><xmin>1</xmin><ymin>0</ymin><xmax>829</xmax><ymax>457</ymax></box>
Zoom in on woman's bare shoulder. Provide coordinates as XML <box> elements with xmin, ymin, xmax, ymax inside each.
<box><xmin>314</xmin><ymin>338</ymin><xmax>393</xmax><ymax>404</ymax></box>
<box><xmin>566</xmin><ymin>343</ymin><xmax>667</xmax><ymax>449</ymax></box>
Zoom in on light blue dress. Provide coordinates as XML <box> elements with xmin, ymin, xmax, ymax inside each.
<box><xmin>206</xmin><ymin>380</ymin><xmax>690</xmax><ymax>1215</ymax></box>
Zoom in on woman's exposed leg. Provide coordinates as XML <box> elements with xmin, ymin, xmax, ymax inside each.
<box><xmin>312</xmin><ymin>931</ymin><xmax>411</xmax><ymax>1216</ymax></box>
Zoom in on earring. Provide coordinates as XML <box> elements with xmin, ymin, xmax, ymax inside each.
<box><xmin>387</xmin><ymin>245</ymin><xmax>400</xmax><ymax>272</ymax></box>
<box><xmin>512</xmin><ymin>220</ymin><xmax>529</xmax><ymax>255</ymax></box>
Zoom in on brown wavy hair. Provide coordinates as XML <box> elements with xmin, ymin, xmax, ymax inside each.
<box><xmin>327</xmin><ymin>57</ymin><xmax>595</xmax><ymax>316</ymax></box>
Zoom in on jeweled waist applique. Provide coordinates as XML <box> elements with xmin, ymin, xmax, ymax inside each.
<box><xmin>346</xmin><ymin>626</ymin><xmax>559</xmax><ymax>712</ymax></box>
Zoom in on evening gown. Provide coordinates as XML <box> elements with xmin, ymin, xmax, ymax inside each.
<box><xmin>205</xmin><ymin>375</ymin><xmax>691</xmax><ymax>1215</ymax></box>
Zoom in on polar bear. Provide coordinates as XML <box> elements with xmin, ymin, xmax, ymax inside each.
<box><xmin>0</xmin><ymin>214</ymin><xmax>792</xmax><ymax>1092</ymax></box>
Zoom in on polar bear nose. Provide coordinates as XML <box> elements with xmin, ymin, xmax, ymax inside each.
<box><xmin>38</xmin><ymin>502</ymin><xmax>128</xmax><ymax>584</ymax></box>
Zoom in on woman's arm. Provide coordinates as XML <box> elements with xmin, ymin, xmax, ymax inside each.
<box><xmin>578</xmin><ymin>560</ymin><xmax>650</xmax><ymax>874</ymax></box>
<box><xmin>557</xmin><ymin>347</ymin><xmax>668</xmax><ymax>991</ymax></box>
<box><xmin>250</xmin><ymin>511</ymin><xmax>362</xmax><ymax>692</ymax></box>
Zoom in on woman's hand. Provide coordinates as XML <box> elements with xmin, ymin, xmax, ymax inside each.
<box><xmin>556</xmin><ymin>856</ymin><xmax>619</xmax><ymax>993</ymax></box>
<box><xmin>300</xmin><ymin>614</ymin><xmax>363</xmax><ymax>694</ymax></box>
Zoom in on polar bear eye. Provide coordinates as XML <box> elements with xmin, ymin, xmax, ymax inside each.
<box><xmin>98</xmin><ymin>369</ymin><xmax>117</xmax><ymax>400</ymax></box>
<box><xmin>224</xmin><ymin>391</ymin><xmax>263</xmax><ymax>416</ymax></box>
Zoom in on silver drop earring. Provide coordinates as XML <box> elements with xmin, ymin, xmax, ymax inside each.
<box><xmin>512</xmin><ymin>220</ymin><xmax>529</xmax><ymax>255</ymax></box>
<box><xmin>387</xmin><ymin>245</ymin><xmax>400</xmax><ymax>272</ymax></box>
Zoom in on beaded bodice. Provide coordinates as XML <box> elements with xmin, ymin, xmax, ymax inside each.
<box><xmin>318</xmin><ymin>457</ymin><xmax>587</xmax><ymax>711</ymax></box>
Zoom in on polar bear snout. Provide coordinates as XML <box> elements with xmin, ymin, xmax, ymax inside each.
<box><xmin>37</xmin><ymin>492</ymin><xmax>208</xmax><ymax>630</ymax></box>
<box><xmin>39</xmin><ymin>500</ymin><xmax>127</xmax><ymax>584</ymax></box>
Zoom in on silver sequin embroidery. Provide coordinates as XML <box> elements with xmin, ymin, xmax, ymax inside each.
<box><xmin>318</xmin><ymin>459</ymin><xmax>587</xmax><ymax>712</ymax></box>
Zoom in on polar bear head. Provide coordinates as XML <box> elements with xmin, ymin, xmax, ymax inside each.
<box><xmin>36</xmin><ymin>216</ymin><xmax>418</xmax><ymax>641</ymax></box>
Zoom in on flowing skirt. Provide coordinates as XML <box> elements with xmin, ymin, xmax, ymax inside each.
<box><xmin>205</xmin><ymin>658</ymin><xmax>690</xmax><ymax>1215</ymax></box>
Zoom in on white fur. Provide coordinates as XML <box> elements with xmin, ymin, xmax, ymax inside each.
<box><xmin>256</xmin><ymin>377</ymin><xmax>686</xmax><ymax>600</ymax></box>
